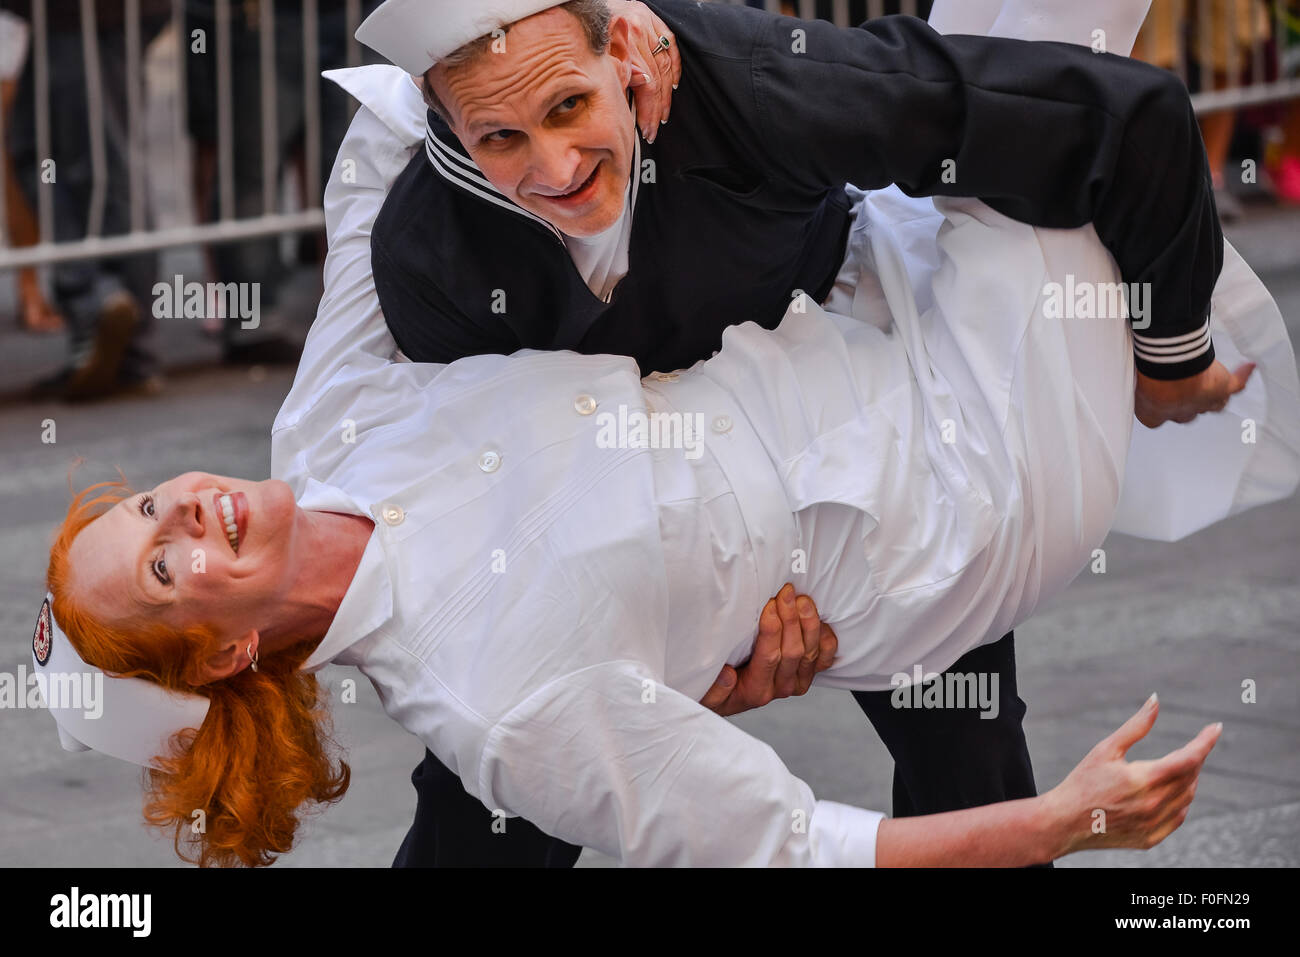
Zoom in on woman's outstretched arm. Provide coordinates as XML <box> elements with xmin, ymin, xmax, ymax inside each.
<box><xmin>876</xmin><ymin>695</ymin><xmax>1222</xmax><ymax>866</ymax></box>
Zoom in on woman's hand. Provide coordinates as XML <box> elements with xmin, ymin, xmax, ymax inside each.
<box><xmin>1043</xmin><ymin>694</ymin><xmax>1222</xmax><ymax>856</ymax></box>
<box><xmin>876</xmin><ymin>693</ymin><xmax>1221</xmax><ymax>866</ymax></box>
<box><xmin>610</xmin><ymin>0</ymin><xmax>682</xmax><ymax>142</ymax></box>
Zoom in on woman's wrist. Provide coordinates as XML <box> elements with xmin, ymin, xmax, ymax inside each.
<box><xmin>876</xmin><ymin>791</ymin><xmax>1079</xmax><ymax>867</ymax></box>
<box><xmin>1034</xmin><ymin>786</ymin><xmax>1084</xmax><ymax>862</ymax></box>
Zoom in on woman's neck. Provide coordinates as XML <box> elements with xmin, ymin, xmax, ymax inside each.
<box><xmin>257</xmin><ymin>509</ymin><xmax>376</xmax><ymax>656</ymax></box>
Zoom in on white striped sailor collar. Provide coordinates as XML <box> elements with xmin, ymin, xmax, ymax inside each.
<box><xmin>296</xmin><ymin>476</ymin><xmax>395</xmax><ymax>674</ymax></box>
<box><xmin>424</xmin><ymin>92</ymin><xmax>642</xmax><ymax>244</ymax></box>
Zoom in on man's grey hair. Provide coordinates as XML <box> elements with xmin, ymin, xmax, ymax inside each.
<box><xmin>420</xmin><ymin>0</ymin><xmax>613</xmax><ymax>126</ymax></box>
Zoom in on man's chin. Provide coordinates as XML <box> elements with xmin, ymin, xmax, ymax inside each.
<box><xmin>545</xmin><ymin>200</ymin><xmax>623</xmax><ymax>238</ymax></box>
<box><xmin>524</xmin><ymin>177</ymin><xmax>626</xmax><ymax>237</ymax></box>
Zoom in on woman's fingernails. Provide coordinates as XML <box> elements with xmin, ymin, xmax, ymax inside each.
<box><xmin>1146</xmin><ymin>692</ymin><xmax>1158</xmax><ymax>708</ymax></box>
<box><xmin>797</xmin><ymin>597</ymin><xmax>813</xmax><ymax>616</ymax></box>
<box><xmin>672</xmin><ymin>83</ymin><xmax>678</xmax><ymax>90</ymax></box>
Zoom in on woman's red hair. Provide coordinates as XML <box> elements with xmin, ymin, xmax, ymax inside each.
<box><xmin>46</xmin><ymin>478</ymin><xmax>350</xmax><ymax>867</ymax></box>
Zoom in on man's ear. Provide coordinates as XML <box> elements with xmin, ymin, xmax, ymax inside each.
<box><xmin>422</xmin><ymin>66</ymin><xmax>459</xmax><ymax>131</ymax></box>
<box><xmin>607</xmin><ymin>15</ymin><xmax>634</xmax><ymax>89</ymax></box>
<box><xmin>192</xmin><ymin>630</ymin><xmax>260</xmax><ymax>685</ymax></box>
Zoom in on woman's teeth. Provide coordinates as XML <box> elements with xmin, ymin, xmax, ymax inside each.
<box><xmin>219</xmin><ymin>493</ymin><xmax>239</xmax><ymax>553</ymax></box>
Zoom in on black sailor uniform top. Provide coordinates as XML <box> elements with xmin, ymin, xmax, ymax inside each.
<box><xmin>372</xmin><ymin>0</ymin><xmax>1222</xmax><ymax>381</ymax></box>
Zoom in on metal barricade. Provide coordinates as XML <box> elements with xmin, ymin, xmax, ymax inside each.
<box><xmin>2</xmin><ymin>0</ymin><xmax>1299</xmax><ymax>273</ymax></box>
<box><xmin>0</xmin><ymin>0</ymin><xmax>367</xmax><ymax>270</ymax></box>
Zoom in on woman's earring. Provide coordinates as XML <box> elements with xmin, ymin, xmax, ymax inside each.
<box><xmin>247</xmin><ymin>642</ymin><xmax>259</xmax><ymax>673</ymax></box>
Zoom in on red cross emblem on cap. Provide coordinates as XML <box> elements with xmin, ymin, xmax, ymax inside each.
<box><xmin>34</xmin><ymin>598</ymin><xmax>52</xmax><ymax>666</ymax></box>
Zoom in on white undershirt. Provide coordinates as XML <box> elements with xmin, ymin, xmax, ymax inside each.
<box><xmin>561</xmin><ymin>110</ymin><xmax>641</xmax><ymax>303</ymax></box>
<box><xmin>562</xmin><ymin>185</ymin><xmax>632</xmax><ymax>302</ymax></box>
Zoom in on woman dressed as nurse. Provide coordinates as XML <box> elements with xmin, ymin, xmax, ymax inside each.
<box><xmin>49</xmin><ymin>469</ymin><xmax>1220</xmax><ymax>867</ymax></box>
<box><xmin>38</xmin><ymin>0</ymin><xmax>1296</xmax><ymax>866</ymax></box>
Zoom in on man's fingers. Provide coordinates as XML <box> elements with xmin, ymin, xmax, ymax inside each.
<box><xmin>792</xmin><ymin>596</ymin><xmax>820</xmax><ymax>694</ymax></box>
<box><xmin>1134</xmin><ymin>359</ymin><xmax>1260</xmax><ymax>429</ymax></box>
<box><xmin>1135</xmin><ymin>408</ymin><xmax>1164</xmax><ymax>430</ymax></box>
<box><xmin>1104</xmin><ymin>693</ymin><xmax>1160</xmax><ymax>757</ymax></box>
<box><xmin>816</xmin><ymin>622</ymin><xmax>837</xmax><ymax>673</ymax></box>
<box><xmin>775</xmin><ymin>584</ymin><xmax>803</xmax><ymax>697</ymax></box>
<box><xmin>752</xmin><ymin>598</ymin><xmax>783</xmax><ymax>682</ymax></box>
<box><xmin>698</xmin><ymin>664</ymin><xmax>738</xmax><ymax>714</ymax></box>
<box><xmin>797</xmin><ymin>596</ymin><xmax>821</xmax><ymax>661</ymax></box>
<box><xmin>754</xmin><ymin>597</ymin><xmax>781</xmax><ymax>653</ymax></box>
<box><xmin>1228</xmin><ymin>362</ymin><xmax>1257</xmax><ymax>396</ymax></box>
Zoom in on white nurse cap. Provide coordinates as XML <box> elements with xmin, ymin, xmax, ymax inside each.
<box><xmin>356</xmin><ymin>0</ymin><xmax>567</xmax><ymax>76</ymax></box>
<box><xmin>32</xmin><ymin>595</ymin><xmax>210</xmax><ymax>770</ymax></box>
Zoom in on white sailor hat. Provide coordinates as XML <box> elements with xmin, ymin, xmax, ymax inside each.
<box><xmin>32</xmin><ymin>595</ymin><xmax>210</xmax><ymax>770</ymax></box>
<box><xmin>356</xmin><ymin>0</ymin><xmax>566</xmax><ymax>77</ymax></box>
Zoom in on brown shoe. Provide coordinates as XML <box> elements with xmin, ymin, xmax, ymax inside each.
<box><xmin>62</xmin><ymin>292</ymin><xmax>141</xmax><ymax>402</ymax></box>
<box><xmin>115</xmin><ymin>374</ymin><xmax>165</xmax><ymax>399</ymax></box>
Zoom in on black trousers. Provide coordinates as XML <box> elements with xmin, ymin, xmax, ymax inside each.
<box><xmin>392</xmin><ymin>630</ymin><xmax>1039</xmax><ymax>867</ymax></box>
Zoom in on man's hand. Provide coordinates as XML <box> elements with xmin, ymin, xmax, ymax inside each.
<box><xmin>610</xmin><ymin>0</ymin><xmax>682</xmax><ymax>142</ymax></box>
<box><xmin>1135</xmin><ymin>360</ymin><xmax>1255</xmax><ymax>428</ymax></box>
<box><xmin>699</xmin><ymin>584</ymin><xmax>837</xmax><ymax>717</ymax></box>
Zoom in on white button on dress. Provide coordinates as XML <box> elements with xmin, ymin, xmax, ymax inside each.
<box><xmin>479</xmin><ymin>451</ymin><xmax>502</xmax><ymax>473</ymax></box>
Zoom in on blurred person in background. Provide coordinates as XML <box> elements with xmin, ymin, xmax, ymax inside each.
<box><xmin>1267</xmin><ymin>99</ymin><xmax>1300</xmax><ymax>203</ymax></box>
<box><xmin>1</xmin><ymin>7</ymin><xmax>64</xmax><ymax>334</ymax></box>
<box><xmin>4</xmin><ymin>0</ymin><xmax>171</xmax><ymax>400</ymax></box>
<box><xmin>182</xmin><ymin>0</ymin><xmax>381</xmax><ymax>365</ymax></box>
<box><xmin>1134</xmin><ymin>0</ymin><xmax>1272</xmax><ymax>222</ymax></box>
<box><xmin>1263</xmin><ymin>1</ymin><xmax>1300</xmax><ymax>202</ymax></box>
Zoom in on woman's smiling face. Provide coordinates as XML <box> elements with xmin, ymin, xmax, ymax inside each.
<box><xmin>66</xmin><ymin>472</ymin><xmax>301</xmax><ymax>641</ymax></box>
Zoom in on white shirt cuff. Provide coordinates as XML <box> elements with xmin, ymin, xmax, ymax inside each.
<box><xmin>808</xmin><ymin>801</ymin><xmax>887</xmax><ymax>867</ymax></box>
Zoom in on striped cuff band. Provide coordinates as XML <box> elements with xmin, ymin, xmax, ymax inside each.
<box><xmin>1132</xmin><ymin>320</ymin><xmax>1212</xmax><ymax>365</ymax></box>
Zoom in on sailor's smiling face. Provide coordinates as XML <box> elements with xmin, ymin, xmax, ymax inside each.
<box><xmin>65</xmin><ymin>472</ymin><xmax>299</xmax><ymax>642</ymax></box>
<box><xmin>427</xmin><ymin>7</ymin><xmax>638</xmax><ymax>238</ymax></box>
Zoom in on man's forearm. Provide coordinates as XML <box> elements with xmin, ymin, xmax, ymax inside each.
<box><xmin>875</xmin><ymin>793</ymin><xmax>1068</xmax><ymax>867</ymax></box>
<box><xmin>740</xmin><ymin>11</ymin><xmax>1221</xmax><ymax>378</ymax></box>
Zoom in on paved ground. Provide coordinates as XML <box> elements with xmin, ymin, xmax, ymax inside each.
<box><xmin>1</xmin><ymin>200</ymin><xmax>1296</xmax><ymax>868</ymax></box>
